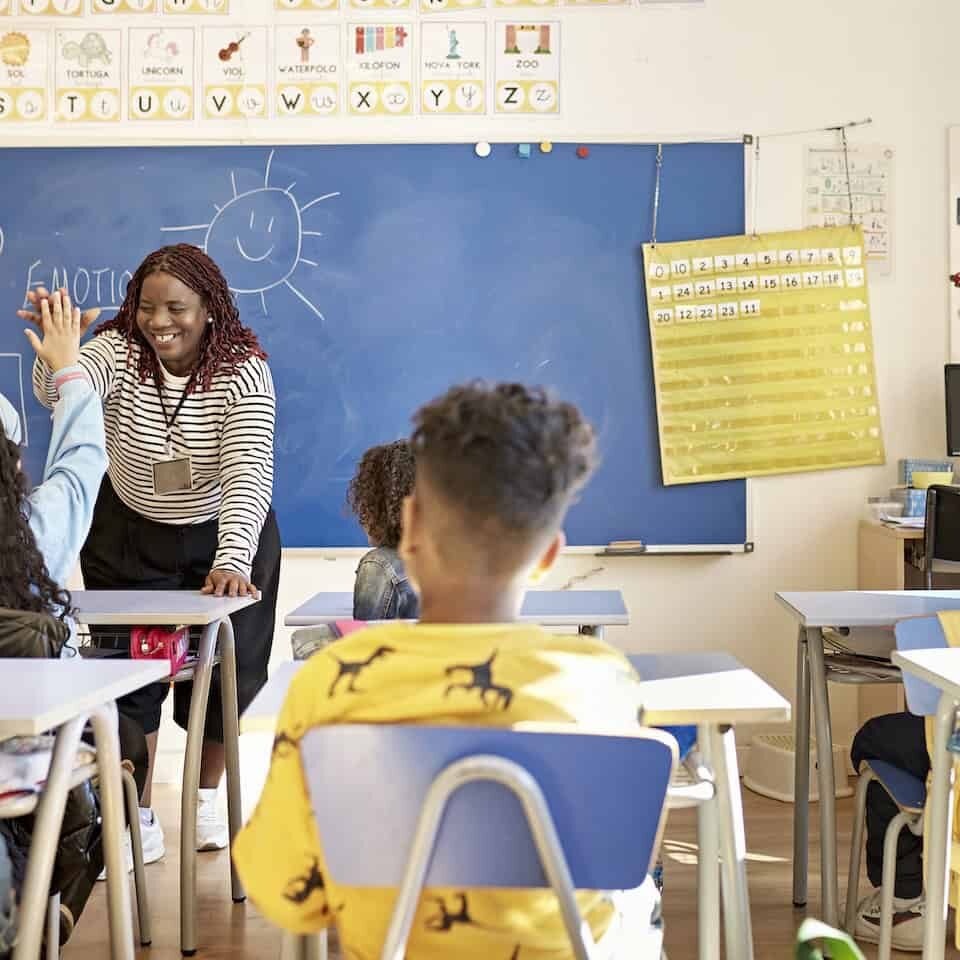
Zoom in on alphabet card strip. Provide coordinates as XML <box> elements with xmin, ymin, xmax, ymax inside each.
<box><xmin>129</xmin><ymin>26</ymin><xmax>194</xmax><ymax>121</ymax></box>
<box><xmin>274</xmin><ymin>24</ymin><xmax>340</xmax><ymax>118</ymax></box>
<box><xmin>350</xmin><ymin>0</ymin><xmax>412</xmax><ymax>11</ymax></box>
<box><xmin>275</xmin><ymin>0</ymin><xmax>338</xmax><ymax>9</ymax></box>
<box><xmin>55</xmin><ymin>28</ymin><xmax>121</xmax><ymax>122</ymax></box>
<box><xmin>495</xmin><ymin>22</ymin><xmax>559</xmax><ymax>114</ymax></box>
<box><xmin>0</xmin><ymin>28</ymin><xmax>48</xmax><ymax>122</ymax></box>
<box><xmin>164</xmin><ymin>0</ymin><xmax>228</xmax><ymax>13</ymax></box>
<box><xmin>644</xmin><ymin>225</ymin><xmax>884</xmax><ymax>485</ymax></box>
<box><xmin>421</xmin><ymin>0</ymin><xmax>485</xmax><ymax>14</ymax></box>
<box><xmin>348</xmin><ymin>24</ymin><xmax>413</xmax><ymax>116</ymax></box>
<box><xmin>421</xmin><ymin>22</ymin><xmax>485</xmax><ymax>114</ymax></box>
<box><xmin>495</xmin><ymin>0</ymin><xmax>558</xmax><ymax>10</ymax></box>
<box><xmin>93</xmin><ymin>0</ymin><xmax>159</xmax><ymax>12</ymax></box>
<box><xmin>202</xmin><ymin>26</ymin><xmax>267</xmax><ymax>120</ymax></box>
<box><xmin>20</xmin><ymin>0</ymin><xmax>82</xmax><ymax>14</ymax></box>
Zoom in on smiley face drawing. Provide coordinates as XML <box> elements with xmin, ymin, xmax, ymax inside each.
<box><xmin>162</xmin><ymin>150</ymin><xmax>338</xmax><ymax>319</ymax></box>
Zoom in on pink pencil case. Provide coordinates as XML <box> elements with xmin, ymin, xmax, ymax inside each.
<box><xmin>131</xmin><ymin>626</ymin><xmax>190</xmax><ymax>676</ymax></box>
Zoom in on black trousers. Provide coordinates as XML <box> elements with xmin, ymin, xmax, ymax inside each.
<box><xmin>850</xmin><ymin>711</ymin><xmax>929</xmax><ymax>899</ymax></box>
<box><xmin>80</xmin><ymin>476</ymin><xmax>281</xmax><ymax>743</ymax></box>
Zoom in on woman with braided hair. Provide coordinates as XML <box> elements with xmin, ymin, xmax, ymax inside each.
<box><xmin>21</xmin><ymin>244</ymin><xmax>281</xmax><ymax>859</ymax></box>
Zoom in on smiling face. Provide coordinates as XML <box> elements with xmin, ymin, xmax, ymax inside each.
<box><xmin>136</xmin><ymin>271</ymin><xmax>207</xmax><ymax>377</ymax></box>
<box><xmin>205</xmin><ymin>188</ymin><xmax>301</xmax><ymax>294</ymax></box>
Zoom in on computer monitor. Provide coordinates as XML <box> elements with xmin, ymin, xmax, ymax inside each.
<box><xmin>946</xmin><ymin>364</ymin><xmax>960</xmax><ymax>456</ymax></box>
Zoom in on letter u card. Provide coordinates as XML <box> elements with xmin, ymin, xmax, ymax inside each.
<box><xmin>644</xmin><ymin>225</ymin><xmax>884</xmax><ymax>484</ymax></box>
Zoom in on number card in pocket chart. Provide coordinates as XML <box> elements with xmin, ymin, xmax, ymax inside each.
<box><xmin>165</xmin><ymin>0</ymin><xmax>228</xmax><ymax>13</ymax></box>
<box><xmin>421</xmin><ymin>23</ymin><xmax>485</xmax><ymax>114</ymax></box>
<box><xmin>93</xmin><ymin>0</ymin><xmax>158</xmax><ymax>12</ymax></box>
<box><xmin>274</xmin><ymin>25</ymin><xmax>340</xmax><ymax>118</ymax></box>
<box><xmin>495</xmin><ymin>22</ymin><xmax>559</xmax><ymax>114</ymax></box>
<box><xmin>276</xmin><ymin>0</ymin><xmax>338</xmax><ymax>8</ymax></box>
<box><xmin>19</xmin><ymin>0</ymin><xmax>81</xmax><ymax>14</ymax></box>
<box><xmin>348</xmin><ymin>24</ymin><xmax>413</xmax><ymax>116</ymax></box>
<box><xmin>55</xmin><ymin>28</ymin><xmax>121</xmax><ymax>122</ymax></box>
<box><xmin>0</xmin><ymin>29</ymin><xmax>48</xmax><ymax>122</ymax></box>
<box><xmin>644</xmin><ymin>225</ymin><xmax>885</xmax><ymax>485</ymax></box>
<box><xmin>203</xmin><ymin>26</ymin><xmax>267</xmax><ymax>120</ymax></box>
<box><xmin>129</xmin><ymin>27</ymin><xmax>194</xmax><ymax>121</ymax></box>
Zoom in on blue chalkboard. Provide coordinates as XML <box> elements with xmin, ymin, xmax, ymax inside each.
<box><xmin>0</xmin><ymin>143</ymin><xmax>746</xmax><ymax>548</ymax></box>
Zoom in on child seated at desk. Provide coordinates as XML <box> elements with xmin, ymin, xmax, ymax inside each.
<box><xmin>235</xmin><ymin>381</ymin><xmax>663</xmax><ymax>958</ymax></box>
<box><xmin>291</xmin><ymin>440</ymin><xmax>418</xmax><ymax>660</ymax></box>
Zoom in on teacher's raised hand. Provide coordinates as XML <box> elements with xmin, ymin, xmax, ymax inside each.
<box><xmin>202</xmin><ymin>568</ymin><xmax>261</xmax><ymax>600</ymax></box>
<box><xmin>23</xmin><ymin>290</ymin><xmax>81</xmax><ymax>371</ymax></box>
<box><xmin>18</xmin><ymin>286</ymin><xmax>100</xmax><ymax>336</ymax></box>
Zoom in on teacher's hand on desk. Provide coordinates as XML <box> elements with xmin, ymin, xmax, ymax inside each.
<box><xmin>202</xmin><ymin>568</ymin><xmax>260</xmax><ymax>600</ymax></box>
<box><xmin>18</xmin><ymin>286</ymin><xmax>100</xmax><ymax>335</ymax></box>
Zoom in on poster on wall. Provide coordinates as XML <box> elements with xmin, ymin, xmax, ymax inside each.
<box><xmin>274</xmin><ymin>23</ymin><xmax>340</xmax><ymax>118</ymax></box>
<box><xmin>421</xmin><ymin>0</ymin><xmax>484</xmax><ymax>14</ymax></box>
<box><xmin>421</xmin><ymin>22</ymin><xmax>485</xmax><ymax>114</ymax></box>
<box><xmin>347</xmin><ymin>24</ymin><xmax>413</xmax><ymax>117</ymax></box>
<box><xmin>494</xmin><ymin>22</ymin><xmax>559</xmax><ymax>114</ymax></box>
<box><xmin>55</xmin><ymin>27</ymin><xmax>122</xmax><ymax>122</ymax></box>
<box><xmin>275</xmin><ymin>0</ymin><xmax>339</xmax><ymax>9</ymax></box>
<box><xmin>0</xmin><ymin>28</ymin><xmax>48</xmax><ymax>122</ymax></box>
<box><xmin>129</xmin><ymin>26</ymin><xmax>194</xmax><ymax>121</ymax></box>
<box><xmin>164</xmin><ymin>0</ymin><xmax>229</xmax><ymax>13</ymax></box>
<box><xmin>644</xmin><ymin>225</ymin><xmax>885</xmax><ymax>485</ymax></box>
<box><xmin>804</xmin><ymin>144</ymin><xmax>894</xmax><ymax>276</ymax></box>
<box><xmin>202</xmin><ymin>25</ymin><xmax>267</xmax><ymax>120</ymax></box>
<box><xmin>20</xmin><ymin>0</ymin><xmax>82</xmax><ymax>14</ymax></box>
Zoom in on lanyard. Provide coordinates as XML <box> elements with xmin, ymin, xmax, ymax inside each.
<box><xmin>155</xmin><ymin>373</ymin><xmax>196</xmax><ymax>458</ymax></box>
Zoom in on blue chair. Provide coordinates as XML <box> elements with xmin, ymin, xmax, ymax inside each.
<box><xmin>844</xmin><ymin>615</ymin><xmax>946</xmax><ymax>960</ymax></box>
<box><xmin>290</xmin><ymin>724</ymin><xmax>678</xmax><ymax>960</ymax></box>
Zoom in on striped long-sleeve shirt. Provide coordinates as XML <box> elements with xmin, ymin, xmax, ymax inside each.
<box><xmin>33</xmin><ymin>329</ymin><xmax>275</xmax><ymax>578</ymax></box>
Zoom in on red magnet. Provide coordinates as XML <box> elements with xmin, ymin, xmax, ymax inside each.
<box><xmin>576</xmin><ymin>146</ymin><xmax>589</xmax><ymax>159</ymax></box>
<box><xmin>951</xmin><ymin>272</ymin><xmax>960</xmax><ymax>288</ymax></box>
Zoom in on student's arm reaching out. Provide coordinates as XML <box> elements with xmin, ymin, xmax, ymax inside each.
<box><xmin>21</xmin><ymin>292</ymin><xmax>107</xmax><ymax>587</ymax></box>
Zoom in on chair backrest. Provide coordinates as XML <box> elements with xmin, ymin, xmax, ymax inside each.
<box><xmin>300</xmin><ymin>724</ymin><xmax>676</xmax><ymax>891</ymax></box>
<box><xmin>925</xmin><ymin>485</ymin><xmax>960</xmax><ymax>574</ymax></box>
<box><xmin>895</xmin><ymin>616</ymin><xmax>949</xmax><ymax>716</ymax></box>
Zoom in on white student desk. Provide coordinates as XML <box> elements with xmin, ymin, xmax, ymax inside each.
<box><xmin>71</xmin><ymin>590</ymin><xmax>256</xmax><ymax>958</ymax></box>
<box><xmin>244</xmin><ymin>650</ymin><xmax>789</xmax><ymax>960</ymax></box>
<box><xmin>891</xmin><ymin>648</ymin><xmax>960</xmax><ymax>960</ymax></box>
<box><xmin>776</xmin><ymin>590</ymin><xmax>960</xmax><ymax>929</ymax></box>
<box><xmin>0</xmin><ymin>658</ymin><xmax>169</xmax><ymax>960</ymax></box>
<box><xmin>284</xmin><ymin>589</ymin><xmax>629</xmax><ymax>638</ymax></box>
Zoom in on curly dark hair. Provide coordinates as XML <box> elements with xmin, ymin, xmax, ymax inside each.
<box><xmin>94</xmin><ymin>244</ymin><xmax>266</xmax><ymax>393</ymax></box>
<box><xmin>0</xmin><ymin>438</ymin><xmax>73</xmax><ymax>620</ymax></box>
<box><xmin>347</xmin><ymin>440</ymin><xmax>416</xmax><ymax>548</ymax></box>
<box><xmin>411</xmin><ymin>382</ymin><xmax>598</xmax><ymax>540</ymax></box>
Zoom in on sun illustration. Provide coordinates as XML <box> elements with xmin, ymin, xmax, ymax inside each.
<box><xmin>161</xmin><ymin>149</ymin><xmax>338</xmax><ymax>319</ymax></box>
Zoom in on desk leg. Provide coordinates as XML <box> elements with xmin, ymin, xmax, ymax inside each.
<box><xmin>710</xmin><ymin>724</ymin><xmax>755</xmax><ymax>960</ymax></box>
<box><xmin>218</xmin><ymin>616</ymin><xmax>245</xmax><ymax>902</ymax></box>
<box><xmin>806</xmin><ymin>626</ymin><xmax>839</xmax><ymax>927</ymax></box>
<box><xmin>793</xmin><ymin>625</ymin><xmax>811</xmax><ymax>907</ymax></box>
<box><xmin>180</xmin><ymin>621</ymin><xmax>217</xmax><ymax>956</ymax></box>
<box><xmin>923</xmin><ymin>694</ymin><xmax>956</xmax><ymax>960</ymax></box>
<box><xmin>578</xmin><ymin>625</ymin><xmax>604</xmax><ymax>642</ymax></box>
<box><xmin>696</xmin><ymin>724</ymin><xmax>720</xmax><ymax>960</ymax></box>
<box><xmin>90</xmin><ymin>701</ymin><xmax>136</xmax><ymax>960</ymax></box>
<box><xmin>13</xmin><ymin>715</ymin><xmax>85</xmax><ymax>960</ymax></box>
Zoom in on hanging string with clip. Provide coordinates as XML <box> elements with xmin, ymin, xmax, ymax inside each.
<box><xmin>839</xmin><ymin>125</ymin><xmax>855</xmax><ymax>226</ymax></box>
<box><xmin>650</xmin><ymin>143</ymin><xmax>663</xmax><ymax>247</ymax></box>
<box><xmin>749</xmin><ymin>135</ymin><xmax>761</xmax><ymax>237</ymax></box>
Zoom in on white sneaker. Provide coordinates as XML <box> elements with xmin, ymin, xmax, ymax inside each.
<box><xmin>853</xmin><ymin>888</ymin><xmax>924</xmax><ymax>952</ymax></box>
<box><xmin>98</xmin><ymin>808</ymin><xmax>164</xmax><ymax>880</ymax></box>
<box><xmin>196</xmin><ymin>789</ymin><xmax>228</xmax><ymax>851</ymax></box>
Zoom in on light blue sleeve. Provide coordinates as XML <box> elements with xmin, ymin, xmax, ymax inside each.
<box><xmin>0</xmin><ymin>392</ymin><xmax>21</xmax><ymax>444</ymax></box>
<box><xmin>27</xmin><ymin>366</ymin><xmax>107</xmax><ymax>588</ymax></box>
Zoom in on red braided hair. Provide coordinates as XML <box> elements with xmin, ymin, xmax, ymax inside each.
<box><xmin>94</xmin><ymin>243</ymin><xmax>266</xmax><ymax>393</ymax></box>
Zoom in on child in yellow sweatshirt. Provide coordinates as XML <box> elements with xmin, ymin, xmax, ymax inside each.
<box><xmin>234</xmin><ymin>381</ymin><xmax>662</xmax><ymax>959</ymax></box>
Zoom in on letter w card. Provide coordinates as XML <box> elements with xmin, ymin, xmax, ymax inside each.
<box><xmin>274</xmin><ymin>24</ymin><xmax>340</xmax><ymax>118</ymax></box>
<box><xmin>495</xmin><ymin>22</ymin><xmax>559</xmax><ymax>114</ymax></box>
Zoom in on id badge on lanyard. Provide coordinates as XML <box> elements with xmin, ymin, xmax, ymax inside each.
<box><xmin>153</xmin><ymin>376</ymin><xmax>195</xmax><ymax>496</ymax></box>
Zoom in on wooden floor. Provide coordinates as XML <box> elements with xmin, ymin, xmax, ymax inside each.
<box><xmin>64</xmin><ymin>784</ymin><xmax>960</xmax><ymax>959</ymax></box>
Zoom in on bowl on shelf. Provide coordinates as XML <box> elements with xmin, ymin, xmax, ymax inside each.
<box><xmin>911</xmin><ymin>471</ymin><xmax>955</xmax><ymax>490</ymax></box>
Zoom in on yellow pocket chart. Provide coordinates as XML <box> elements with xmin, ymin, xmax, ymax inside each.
<box><xmin>644</xmin><ymin>225</ymin><xmax>885</xmax><ymax>485</ymax></box>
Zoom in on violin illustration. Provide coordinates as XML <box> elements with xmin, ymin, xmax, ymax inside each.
<box><xmin>218</xmin><ymin>33</ymin><xmax>249</xmax><ymax>62</ymax></box>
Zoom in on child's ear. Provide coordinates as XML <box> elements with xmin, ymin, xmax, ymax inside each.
<box><xmin>399</xmin><ymin>493</ymin><xmax>418</xmax><ymax>557</ymax></box>
<box><xmin>528</xmin><ymin>530</ymin><xmax>565</xmax><ymax>585</ymax></box>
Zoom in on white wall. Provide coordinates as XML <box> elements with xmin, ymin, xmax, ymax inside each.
<box><xmin>38</xmin><ymin>0</ymin><xmax>957</xmax><ymax>769</ymax></box>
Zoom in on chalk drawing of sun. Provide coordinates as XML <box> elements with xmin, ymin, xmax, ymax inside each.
<box><xmin>161</xmin><ymin>149</ymin><xmax>338</xmax><ymax>319</ymax></box>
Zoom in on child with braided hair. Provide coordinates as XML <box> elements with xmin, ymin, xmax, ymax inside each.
<box><xmin>22</xmin><ymin>243</ymin><xmax>281</xmax><ymax>858</ymax></box>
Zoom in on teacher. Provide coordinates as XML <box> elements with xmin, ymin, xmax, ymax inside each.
<box><xmin>22</xmin><ymin>243</ymin><xmax>280</xmax><ymax>856</ymax></box>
